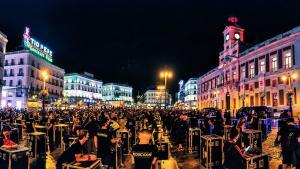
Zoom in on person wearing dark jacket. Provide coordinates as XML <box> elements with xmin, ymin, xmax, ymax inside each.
<box><xmin>224</xmin><ymin>118</ymin><xmax>247</xmax><ymax>169</ymax></box>
<box><xmin>277</xmin><ymin>118</ymin><xmax>298</xmax><ymax>169</ymax></box>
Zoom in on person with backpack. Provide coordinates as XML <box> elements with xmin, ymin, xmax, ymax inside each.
<box><xmin>278</xmin><ymin>118</ymin><xmax>297</xmax><ymax>169</ymax></box>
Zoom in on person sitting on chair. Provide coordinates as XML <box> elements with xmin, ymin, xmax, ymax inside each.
<box><xmin>56</xmin><ymin>130</ymin><xmax>97</xmax><ymax>169</ymax></box>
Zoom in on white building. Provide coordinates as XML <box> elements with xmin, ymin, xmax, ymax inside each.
<box><xmin>184</xmin><ymin>78</ymin><xmax>198</xmax><ymax>109</ymax></box>
<box><xmin>0</xmin><ymin>31</ymin><xmax>8</xmax><ymax>101</ymax></box>
<box><xmin>144</xmin><ymin>89</ymin><xmax>171</xmax><ymax>109</ymax></box>
<box><xmin>1</xmin><ymin>28</ymin><xmax>64</xmax><ymax>109</ymax></box>
<box><xmin>102</xmin><ymin>83</ymin><xmax>133</xmax><ymax>106</ymax></box>
<box><xmin>63</xmin><ymin>72</ymin><xmax>103</xmax><ymax>105</ymax></box>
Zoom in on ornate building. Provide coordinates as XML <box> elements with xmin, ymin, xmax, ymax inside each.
<box><xmin>198</xmin><ymin>17</ymin><xmax>300</xmax><ymax>117</ymax></box>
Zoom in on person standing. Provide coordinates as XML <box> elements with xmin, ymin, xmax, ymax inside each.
<box><xmin>278</xmin><ymin>118</ymin><xmax>298</xmax><ymax>169</ymax></box>
<box><xmin>95</xmin><ymin>118</ymin><xmax>119</xmax><ymax>168</ymax></box>
<box><xmin>224</xmin><ymin>110</ymin><xmax>231</xmax><ymax>125</ymax></box>
<box><xmin>131</xmin><ymin>129</ymin><xmax>158</xmax><ymax>169</ymax></box>
<box><xmin>213</xmin><ymin>110</ymin><xmax>224</xmax><ymax>137</ymax></box>
<box><xmin>175</xmin><ymin>114</ymin><xmax>189</xmax><ymax>151</ymax></box>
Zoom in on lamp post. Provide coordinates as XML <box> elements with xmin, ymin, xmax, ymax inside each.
<box><xmin>41</xmin><ymin>70</ymin><xmax>48</xmax><ymax>112</ymax></box>
<box><xmin>157</xmin><ymin>85</ymin><xmax>165</xmax><ymax>109</ymax></box>
<box><xmin>160</xmin><ymin>71</ymin><xmax>172</xmax><ymax>109</ymax></box>
<box><xmin>281</xmin><ymin>73</ymin><xmax>297</xmax><ymax>116</ymax></box>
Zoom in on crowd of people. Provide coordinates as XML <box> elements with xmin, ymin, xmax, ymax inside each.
<box><xmin>0</xmin><ymin>107</ymin><xmax>299</xmax><ymax>169</ymax></box>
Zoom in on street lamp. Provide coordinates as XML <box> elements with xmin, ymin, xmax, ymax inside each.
<box><xmin>41</xmin><ymin>70</ymin><xmax>49</xmax><ymax>112</ymax></box>
<box><xmin>157</xmin><ymin>85</ymin><xmax>165</xmax><ymax>109</ymax></box>
<box><xmin>281</xmin><ymin>72</ymin><xmax>297</xmax><ymax>116</ymax></box>
<box><xmin>159</xmin><ymin>71</ymin><xmax>173</xmax><ymax>109</ymax></box>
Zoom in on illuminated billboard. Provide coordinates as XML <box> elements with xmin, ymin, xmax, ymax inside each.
<box><xmin>23</xmin><ymin>27</ymin><xmax>53</xmax><ymax>62</ymax></box>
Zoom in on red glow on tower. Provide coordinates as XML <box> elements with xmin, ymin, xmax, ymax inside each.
<box><xmin>228</xmin><ymin>17</ymin><xmax>239</xmax><ymax>24</ymax></box>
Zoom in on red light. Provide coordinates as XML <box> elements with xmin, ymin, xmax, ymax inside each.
<box><xmin>228</xmin><ymin>17</ymin><xmax>239</xmax><ymax>23</ymax></box>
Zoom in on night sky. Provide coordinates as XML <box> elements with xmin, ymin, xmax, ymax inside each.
<box><xmin>1</xmin><ymin>0</ymin><xmax>300</xmax><ymax>98</ymax></box>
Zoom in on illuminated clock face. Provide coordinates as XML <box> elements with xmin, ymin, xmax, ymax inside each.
<box><xmin>225</xmin><ymin>34</ymin><xmax>230</xmax><ymax>41</ymax></box>
<box><xmin>234</xmin><ymin>33</ymin><xmax>240</xmax><ymax>39</ymax></box>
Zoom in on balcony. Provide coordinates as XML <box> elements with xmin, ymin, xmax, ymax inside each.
<box><xmin>9</xmin><ymin>73</ymin><xmax>15</xmax><ymax>77</ymax></box>
<box><xmin>17</xmin><ymin>73</ymin><xmax>24</xmax><ymax>76</ymax></box>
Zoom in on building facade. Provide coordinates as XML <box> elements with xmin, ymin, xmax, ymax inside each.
<box><xmin>144</xmin><ymin>89</ymin><xmax>171</xmax><ymax>109</ymax></box>
<box><xmin>1</xmin><ymin>27</ymin><xmax>64</xmax><ymax>109</ymax></box>
<box><xmin>176</xmin><ymin>80</ymin><xmax>185</xmax><ymax>104</ymax></box>
<box><xmin>102</xmin><ymin>83</ymin><xmax>133</xmax><ymax>106</ymax></box>
<box><xmin>63</xmin><ymin>72</ymin><xmax>103</xmax><ymax>105</ymax></box>
<box><xmin>199</xmin><ymin>18</ymin><xmax>300</xmax><ymax>117</ymax></box>
<box><xmin>184</xmin><ymin>78</ymin><xmax>198</xmax><ymax>109</ymax></box>
<box><xmin>0</xmin><ymin>31</ymin><xmax>8</xmax><ymax>101</ymax></box>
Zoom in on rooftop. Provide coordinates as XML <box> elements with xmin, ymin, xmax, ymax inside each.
<box><xmin>239</xmin><ymin>26</ymin><xmax>300</xmax><ymax>57</ymax></box>
<box><xmin>64</xmin><ymin>73</ymin><xmax>103</xmax><ymax>83</ymax></box>
<box><xmin>5</xmin><ymin>50</ymin><xmax>65</xmax><ymax>72</ymax></box>
<box><xmin>103</xmin><ymin>83</ymin><xmax>132</xmax><ymax>88</ymax></box>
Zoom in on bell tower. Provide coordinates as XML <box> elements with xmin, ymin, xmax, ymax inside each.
<box><xmin>219</xmin><ymin>17</ymin><xmax>245</xmax><ymax>67</ymax></box>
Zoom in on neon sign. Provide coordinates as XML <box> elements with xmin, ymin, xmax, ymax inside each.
<box><xmin>23</xmin><ymin>27</ymin><xmax>53</xmax><ymax>62</ymax></box>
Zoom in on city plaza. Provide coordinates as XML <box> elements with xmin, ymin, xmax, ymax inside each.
<box><xmin>0</xmin><ymin>18</ymin><xmax>299</xmax><ymax>169</ymax></box>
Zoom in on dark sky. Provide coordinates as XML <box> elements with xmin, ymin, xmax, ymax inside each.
<box><xmin>1</xmin><ymin>0</ymin><xmax>300</xmax><ymax>97</ymax></box>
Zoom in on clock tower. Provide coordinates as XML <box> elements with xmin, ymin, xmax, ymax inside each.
<box><xmin>219</xmin><ymin>17</ymin><xmax>245</xmax><ymax>67</ymax></box>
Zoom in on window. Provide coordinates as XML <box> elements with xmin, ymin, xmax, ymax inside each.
<box><xmin>9</xmin><ymin>80</ymin><xmax>13</xmax><ymax>86</ymax></box>
<box><xmin>18</xmin><ymin>68</ymin><xmax>24</xmax><ymax>76</ymax></box>
<box><xmin>31</xmin><ymin>60</ymin><xmax>35</xmax><ymax>67</ymax></box>
<box><xmin>31</xmin><ymin>69</ymin><xmax>35</xmax><ymax>77</ymax></box>
<box><xmin>11</xmin><ymin>59</ymin><xmax>15</xmax><ymax>65</ymax></box>
<box><xmin>9</xmin><ymin>69</ymin><xmax>14</xmax><ymax>76</ymax></box>
<box><xmin>249</xmin><ymin>65</ymin><xmax>254</xmax><ymax>78</ymax></box>
<box><xmin>232</xmin><ymin>71</ymin><xmax>236</xmax><ymax>82</ymax></box>
<box><xmin>4</xmin><ymin>60</ymin><xmax>8</xmax><ymax>66</ymax></box>
<box><xmin>241</xmin><ymin>67</ymin><xmax>246</xmax><ymax>79</ymax></box>
<box><xmin>3</xmin><ymin>80</ymin><xmax>6</xmax><ymax>86</ymax></box>
<box><xmin>19</xmin><ymin>58</ymin><xmax>24</xmax><ymax>65</ymax></box>
<box><xmin>272</xmin><ymin>57</ymin><xmax>277</xmax><ymax>72</ymax></box>
<box><xmin>260</xmin><ymin>61</ymin><xmax>265</xmax><ymax>73</ymax></box>
<box><xmin>4</xmin><ymin>69</ymin><xmax>7</xmax><ymax>77</ymax></box>
<box><xmin>226</xmin><ymin>71</ymin><xmax>230</xmax><ymax>83</ymax></box>
<box><xmin>17</xmin><ymin>80</ymin><xmax>22</xmax><ymax>86</ymax></box>
<box><xmin>284</xmin><ymin>51</ymin><xmax>292</xmax><ymax>69</ymax></box>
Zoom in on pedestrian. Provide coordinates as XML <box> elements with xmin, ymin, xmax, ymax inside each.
<box><xmin>95</xmin><ymin>118</ymin><xmax>119</xmax><ymax>168</ymax></box>
<box><xmin>131</xmin><ymin>129</ymin><xmax>158</xmax><ymax>169</ymax></box>
<box><xmin>213</xmin><ymin>110</ymin><xmax>224</xmax><ymax>137</ymax></box>
<box><xmin>278</xmin><ymin>118</ymin><xmax>298</xmax><ymax>169</ymax></box>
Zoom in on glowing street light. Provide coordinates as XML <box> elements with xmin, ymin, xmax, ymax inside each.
<box><xmin>41</xmin><ymin>70</ymin><xmax>49</xmax><ymax>90</ymax></box>
<box><xmin>159</xmin><ymin>70</ymin><xmax>173</xmax><ymax>109</ymax></box>
<box><xmin>40</xmin><ymin>70</ymin><xmax>49</xmax><ymax>112</ymax></box>
<box><xmin>281</xmin><ymin>72</ymin><xmax>297</xmax><ymax>116</ymax></box>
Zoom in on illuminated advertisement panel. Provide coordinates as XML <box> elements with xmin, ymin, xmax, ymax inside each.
<box><xmin>23</xmin><ymin>27</ymin><xmax>53</xmax><ymax>62</ymax></box>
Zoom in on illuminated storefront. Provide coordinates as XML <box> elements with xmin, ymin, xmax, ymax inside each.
<box><xmin>1</xmin><ymin>27</ymin><xmax>64</xmax><ymax>109</ymax></box>
<box><xmin>63</xmin><ymin>72</ymin><xmax>103</xmax><ymax>106</ymax></box>
<box><xmin>198</xmin><ymin>17</ymin><xmax>300</xmax><ymax>117</ymax></box>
